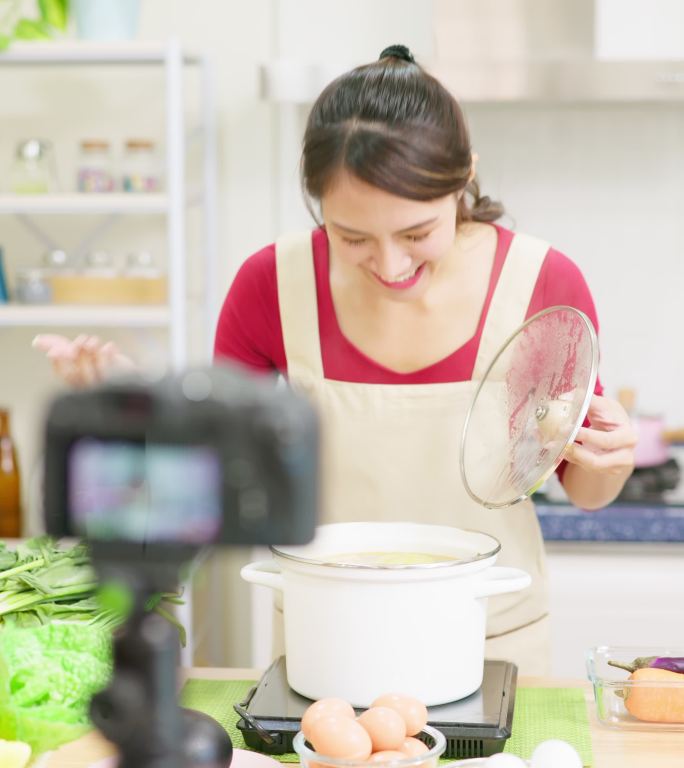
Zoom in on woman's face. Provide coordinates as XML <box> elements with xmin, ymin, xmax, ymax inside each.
<box><xmin>321</xmin><ymin>170</ymin><xmax>459</xmax><ymax>302</ymax></box>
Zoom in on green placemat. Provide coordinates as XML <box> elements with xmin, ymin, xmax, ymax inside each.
<box><xmin>180</xmin><ymin>679</ymin><xmax>593</xmax><ymax>766</ymax></box>
<box><xmin>503</xmin><ymin>688</ymin><xmax>593</xmax><ymax>766</ymax></box>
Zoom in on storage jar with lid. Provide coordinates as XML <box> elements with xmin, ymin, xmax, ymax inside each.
<box><xmin>122</xmin><ymin>139</ymin><xmax>160</xmax><ymax>192</ymax></box>
<box><xmin>77</xmin><ymin>140</ymin><xmax>115</xmax><ymax>192</ymax></box>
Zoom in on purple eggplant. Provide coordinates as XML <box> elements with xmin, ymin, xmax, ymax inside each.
<box><xmin>608</xmin><ymin>656</ymin><xmax>684</xmax><ymax>674</ymax></box>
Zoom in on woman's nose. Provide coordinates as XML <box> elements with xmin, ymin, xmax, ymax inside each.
<box><xmin>371</xmin><ymin>243</ymin><xmax>412</xmax><ymax>280</ymax></box>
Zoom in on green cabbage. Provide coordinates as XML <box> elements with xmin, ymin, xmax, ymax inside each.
<box><xmin>0</xmin><ymin>622</ymin><xmax>112</xmax><ymax>754</ymax></box>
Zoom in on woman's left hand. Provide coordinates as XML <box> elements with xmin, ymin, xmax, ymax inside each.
<box><xmin>564</xmin><ymin>394</ymin><xmax>637</xmax><ymax>476</ymax></box>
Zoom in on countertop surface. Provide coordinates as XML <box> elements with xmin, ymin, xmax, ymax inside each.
<box><xmin>536</xmin><ymin>501</ymin><xmax>684</xmax><ymax>542</ymax></box>
<box><xmin>45</xmin><ymin>667</ymin><xmax>684</xmax><ymax>768</ymax></box>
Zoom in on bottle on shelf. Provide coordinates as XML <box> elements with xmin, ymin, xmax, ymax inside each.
<box><xmin>0</xmin><ymin>407</ymin><xmax>22</xmax><ymax>538</ymax></box>
<box><xmin>0</xmin><ymin>247</ymin><xmax>9</xmax><ymax>303</ymax></box>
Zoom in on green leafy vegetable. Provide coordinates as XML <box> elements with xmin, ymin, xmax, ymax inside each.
<box><xmin>0</xmin><ymin>0</ymin><xmax>69</xmax><ymax>52</ymax></box>
<box><xmin>0</xmin><ymin>537</ymin><xmax>187</xmax><ymax>753</ymax></box>
<box><xmin>0</xmin><ymin>536</ymin><xmax>185</xmax><ymax>639</ymax></box>
<box><xmin>0</xmin><ymin>622</ymin><xmax>112</xmax><ymax>753</ymax></box>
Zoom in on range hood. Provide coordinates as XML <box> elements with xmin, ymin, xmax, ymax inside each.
<box><xmin>429</xmin><ymin>58</ymin><xmax>684</xmax><ymax>103</ymax></box>
<box><xmin>261</xmin><ymin>0</ymin><xmax>684</xmax><ymax>104</ymax></box>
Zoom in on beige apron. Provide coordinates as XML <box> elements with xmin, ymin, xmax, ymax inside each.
<box><xmin>273</xmin><ymin>230</ymin><xmax>553</xmax><ymax>675</ymax></box>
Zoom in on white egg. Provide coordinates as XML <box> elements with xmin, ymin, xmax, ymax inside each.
<box><xmin>486</xmin><ymin>753</ymin><xmax>527</xmax><ymax>767</ymax></box>
<box><xmin>531</xmin><ymin>739</ymin><xmax>582</xmax><ymax>768</ymax></box>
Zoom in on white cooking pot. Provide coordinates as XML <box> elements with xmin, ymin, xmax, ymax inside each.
<box><xmin>241</xmin><ymin>522</ymin><xmax>531</xmax><ymax>706</ymax></box>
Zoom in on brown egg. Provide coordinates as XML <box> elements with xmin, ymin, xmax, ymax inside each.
<box><xmin>308</xmin><ymin>715</ymin><xmax>373</xmax><ymax>761</ymax></box>
<box><xmin>368</xmin><ymin>751</ymin><xmax>408</xmax><ymax>763</ymax></box>
<box><xmin>371</xmin><ymin>694</ymin><xmax>428</xmax><ymax>737</ymax></box>
<box><xmin>302</xmin><ymin>698</ymin><xmax>356</xmax><ymax>742</ymax></box>
<box><xmin>357</xmin><ymin>707</ymin><xmax>407</xmax><ymax>752</ymax></box>
<box><xmin>399</xmin><ymin>737</ymin><xmax>429</xmax><ymax>759</ymax></box>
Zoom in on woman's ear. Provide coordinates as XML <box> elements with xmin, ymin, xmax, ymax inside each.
<box><xmin>469</xmin><ymin>152</ymin><xmax>479</xmax><ymax>183</ymax></box>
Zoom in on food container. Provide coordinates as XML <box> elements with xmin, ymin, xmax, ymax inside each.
<box><xmin>293</xmin><ymin>725</ymin><xmax>446</xmax><ymax>768</ymax></box>
<box><xmin>241</xmin><ymin>522</ymin><xmax>531</xmax><ymax>707</ymax></box>
<box><xmin>587</xmin><ymin>645</ymin><xmax>684</xmax><ymax>730</ymax></box>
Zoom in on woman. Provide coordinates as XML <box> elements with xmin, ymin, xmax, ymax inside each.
<box><xmin>35</xmin><ymin>45</ymin><xmax>635</xmax><ymax>673</ymax></box>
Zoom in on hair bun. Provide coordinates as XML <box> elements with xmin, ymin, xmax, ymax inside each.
<box><xmin>378</xmin><ymin>44</ymin><xmax>415</xmax><ymax>64</ymax></box>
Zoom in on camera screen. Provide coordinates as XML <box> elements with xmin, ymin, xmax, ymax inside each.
<box><xmin>68</xmin><ymin>438</ymin><xmax>222</xmax><ymax>544</ymax></box>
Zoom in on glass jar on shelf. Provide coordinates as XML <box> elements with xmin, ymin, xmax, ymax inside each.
<box><xmin>124</xmin><ymin>250</ymin><xmax>161</xmax><ymax>277</ymax></box>
<box><xmin>122</xmin><ymin>139</ymin><xmax>161</xmax><ymax>193</ymax></box>
<box><xmin>84</xmin><ymin>250</ymin><xmax>118</xmax><ymax>277</ymax></box>
<box><xmin>9</xmin><ymin>139</ymin><xmax>59</xmax><ymax>194</ymax></box>
<box><xmin>14</xmin><ymin>269</ymin><xmax>52</xmax><ymax>304</ymax></box>
<box><xmin>77</xmin><ymin>139</ymin><xmax>115</xmax><ymax>193</ymax></box>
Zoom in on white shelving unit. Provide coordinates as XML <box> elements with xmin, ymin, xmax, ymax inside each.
<box><xmin>0</xmin><ymin>39</ymin><xmax>219</xmax><ymax>367</ymax></box>
<box><xmin>0</xmin><ymin>40</ymin><xmax>218</xmax><ymax>664</ymax></box>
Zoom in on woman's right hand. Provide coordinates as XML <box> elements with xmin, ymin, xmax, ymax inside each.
<box><xmin>32</xmin><ymin>334</ymin><xmax>136</xmax><ymax>387</ymax></box>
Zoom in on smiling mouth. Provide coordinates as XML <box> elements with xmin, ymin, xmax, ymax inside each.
<box><xmin>373</xmin><ymin>263</ymin><xmax>424</xmax><ymax>287</ymax></box>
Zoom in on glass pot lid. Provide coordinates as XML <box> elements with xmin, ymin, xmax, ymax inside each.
<box><xmin>460</xmin><ymin>305</ymin><xmax>598</xmax><ymax>509</ymax></box>
<box><xmin>270</xmin><ymin>522</ymin><xmax>501</xmax><ymax>570</ymax></box>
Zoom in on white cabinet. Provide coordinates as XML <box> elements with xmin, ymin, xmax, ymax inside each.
<box><xmin>546</xmin><ymin>541</ymin><xmax>684</xmax><ymax>679</ymax></box>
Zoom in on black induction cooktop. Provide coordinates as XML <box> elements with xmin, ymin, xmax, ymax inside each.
<box><xmin>234</xmin><ymin>656</ymin><xmax>517</xmax><ymax>760</ymax></box>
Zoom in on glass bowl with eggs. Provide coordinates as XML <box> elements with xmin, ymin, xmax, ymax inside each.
<box><xmin>293</xmin><ymin>724</ymin><xmax>445</xmax><ymax>768</ymax></box>
<box><xmin>294</xmin><ymin>693</ymin><xmax>445</xmax><ymax>768</ymax></box>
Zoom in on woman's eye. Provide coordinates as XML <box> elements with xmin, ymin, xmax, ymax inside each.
<box><xmin>406</xmin><ymin>233</ymin><xmax>429</xmax><ymax>243</ymax></box>
<box><xmin>343</xmin><ymin>237</ymin><xmax>367</xmax><ymax>247</ymax></box>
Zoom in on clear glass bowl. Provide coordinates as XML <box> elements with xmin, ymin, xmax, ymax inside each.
<box><xmin>445</xmin><ymin>760</ymin><xmax>530</xmax><ymax>767</ymax></box>
<box><xmin>293</xmin><ymin>724</ymin><xmax>445</xmax><ymax>768</ymax></box>
<box><xmin>587</xmin><ymin>645</ymin><xmax>684</xmax><ymax>730</ymax></box>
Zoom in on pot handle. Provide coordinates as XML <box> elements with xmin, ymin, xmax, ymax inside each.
<box><xmin>240</xmin><ymin>560</ymin><xmax>284</xmax><ymax>593</ymax></box>
<box><xmin>470</xmin><ymin>566</ymin><xmax>532</xmax><ymax>599</ymax></box>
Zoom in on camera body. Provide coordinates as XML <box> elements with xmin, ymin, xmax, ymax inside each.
<box><xmin>44</xmin><ymin>364</ymin><xmax>319</xmax><ymax>563</ymax></box>
<box><xmin>42</xmin><ymin>364</ymin><xmax>319</xmax><ymax>768</ymax></box>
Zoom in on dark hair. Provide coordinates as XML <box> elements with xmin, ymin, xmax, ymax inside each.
<box><xmin>301</xmin><ymin>45</ymin><xmax>503</xmax><ymax>225</ymax></box>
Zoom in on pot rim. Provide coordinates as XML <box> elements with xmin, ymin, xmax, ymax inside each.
<box><xmin>270</xmin><ymin>524</ymin><xmax>501</xmax><ymax>571</ymax></box>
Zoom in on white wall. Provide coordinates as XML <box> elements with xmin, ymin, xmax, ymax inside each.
<box><xmin>466</xmin><ymin>103</ymin><xmax>684</xmax><ymax>425</ymax></box>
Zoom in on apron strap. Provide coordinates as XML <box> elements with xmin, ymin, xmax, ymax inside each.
<box><xmin>472</xmin><ymin>232</ymin><xmax>550</xmax><ymax>380</ymax></box>
<box><xmin>275</xmin><ymin>231</ymin><xmax>324</xmax><ymax>379</ymax></box>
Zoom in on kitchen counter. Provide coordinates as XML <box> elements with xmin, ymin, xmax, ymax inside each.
<box><xmin>45</xmin><ymin>667</ymin><xmax>684</xmax><ymax>768</ymax></box>
<box><xmin>536</xmin><ymin>501</ymin><xmax>684</xmax><ymax>542</ymax></box>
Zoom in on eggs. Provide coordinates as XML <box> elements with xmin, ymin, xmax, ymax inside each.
<box><xmin>368</xmin><ymin>751</ymin><xmax>408</xmax><ymax>763</ymax></box>
<box><xmin>300</xmin><ymin>697</ymin><xmax>581</xmax><ymax>768</ymax></box>
<box><xmin>530</xmin><ymin>740</ymin><xmax>582</xmax><ymax>768</ymax></box>
<box><xmin>300</xmin><ymin>692</ymin><xmax>432</xmax><ymax>766</ymax></box>
<box><xmin>371</xmin><ymin>694</ymin><xmax>428</xmax><ymax>737</ymax></box>
<box><xmin>301</xmin><ymin>698</ymin><xmax>356</xmax><ymax>742</ymax></box>
<box><xmin>399</xmin><ymin>738</ymin><xmax>428</xmax><ymax>759</ymax></box>
<box><xmin>307</xmin><ymin>716</ymin><xmax>372</xmax><ymax>761</ymax></box>
<box><xmin>357</xmin><ymin>707</ymin><xmax>406</xmax><ymax>751</ymax></box>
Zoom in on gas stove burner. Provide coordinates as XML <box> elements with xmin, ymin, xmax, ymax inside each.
<box><xmin>234</xmin><ymin>656</ymin><xmax>517</xmax><ymax>761</ymax></box>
